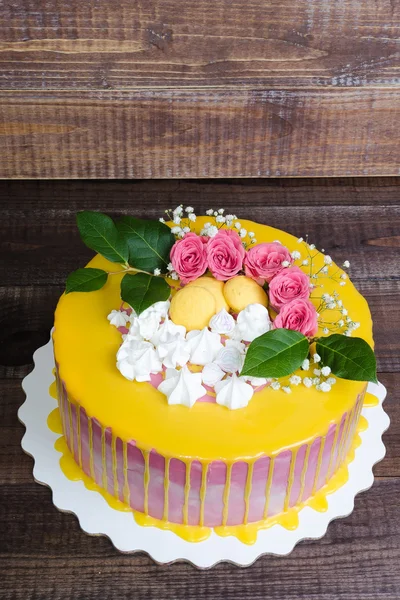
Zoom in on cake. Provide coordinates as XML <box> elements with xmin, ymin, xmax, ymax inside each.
<box><xmin>52</xmin><ymin>207</ymin><xmax>376</xmax><ymax>544</ymax></box>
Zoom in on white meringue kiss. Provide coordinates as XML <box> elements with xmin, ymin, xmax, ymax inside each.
<box><xmin>117</xmin><ymin>339</ymin><xmax>162</xmax><ymax>382</ymax></box>
<box><xmin>107</xmin><ymin>309</ymin><xmax>130</xmax><ymax>328</ymax></box>
<box><xmin>234</xmin><ymin>303</ymin><xmax>272</xmax><ymax>342</ymax></box>
<box><xmin>215</xmin><ymin>374</ymin><xmax>254</xmax><ymax>410</ymax></box>
<box><xmin>158</xmin><ymin>366</ymin><xmax>206</xmax><ymax>408</ymax></box>
<box><xmin>150</xmin><ymin>315</ymin><xmax>186</xmax><ymax>346</ymax></box>
<box><xmin>186</xmin><ymin>328</ymin><xmax>223</xmax><ymax>366</ymax></box>
<box><xmin>157</xmin><ymin>333</ymin><xmax>190</xmax><ymax>369</ymax></box>
<box><xmin>201</xmin><ymin>362</ymin><xmax>225</xmax><ymax>387</ymax></box>
<box><xmin>215</xmin><ymin>346</ymin><xmax>244</xmax><ymax>374</ymax></box>
<box><xmin>209</xmin><ymin>308</ymin><xmax>236</xmax><ymax>336</ymax></box>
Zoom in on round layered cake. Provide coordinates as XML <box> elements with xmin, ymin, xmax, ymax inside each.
<box><xmin>53</xmin><ymin>214</ymin><xmax>373</xmax><ymax>543</ymax></box>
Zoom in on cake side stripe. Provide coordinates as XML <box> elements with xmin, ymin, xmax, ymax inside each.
<box><xmin>243</xmin><ymin>462</ymin><xmax>254</xmax><ymax>525</ymax></box>
<box><xmin>326</xmin><ymin>421</ymin><xmax>341</xmax><ymax>481</ymax></box>
<box><xmin>312</xmin><ymin>438</ymin><xmax>326</xmax><ymax>495</ymax></box>
<box><xmin>284</xmin><ymin>448</ymin><xmax>298</xmax><ymax>512</ymax></box>
<box><xmin>183</xmin><ymin>461</ymin><xmax>191</xmax><ymax>526</ymax></box>
<box><xmin>143</xmin><ymin>450</ymin><xmax>150</xmax><ymax>515</ymax></box>
<box><xmin>88</xmin><ymin>418</ymin><xmax>95</xmax><ymax>480</ymax></box>
<box><xmin>199</xmin><ymin>464</ymin><xmax>208</xmax><ymax>527</ymax></box>
<box><xmin>77</xmin><ymin>405</ymin><xmax>82</xmax><ymax>469</ymax></box>
<box><xmin>263</xmin><ymin>457</ymin><xmax>275</xmax><ymax>520</ymax></box>
<box><xmin>222</xmin><ymin>463</ymin><xmax>232</xmax><ymax>526</ymax></box>
<box><xmin>163</xmin><ymin>458</ymin><xmax>170</xmax><ymax>521</ymax></box>
<box><xmin>123</xmin><ymin>441</ymin><xmax>130</xmax><ymax>506</ymax></box>
<box><xmin>298</xmin><ymin>444</ymin><xmax>311</xmax><ymax>504</ymax></box>
<box><xmin>101</xmin><ymin>426</ymin><xmax>107</xmax><ymax>491</ymax></box>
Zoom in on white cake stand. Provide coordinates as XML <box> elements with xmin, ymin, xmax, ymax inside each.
<box><xmin>19</xmin><ymin>334</ymin><xmax>390</xmax><ymax>568</ymax></box>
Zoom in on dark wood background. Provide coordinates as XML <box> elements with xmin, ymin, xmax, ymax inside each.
<box><xmin>0</xmin><ymin>178</ymin><xmax>399</xmax><ymax>599</ymax></box>
<box><xmin>1</xmin><ymin>0</ymin><xmax>400</xmax><ymax>178</ymax></box>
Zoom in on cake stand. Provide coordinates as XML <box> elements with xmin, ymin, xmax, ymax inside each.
<box><xmin>19</xmin><ymin>334</ymin><xmax>390</xmax><ymax>568</ymax></box>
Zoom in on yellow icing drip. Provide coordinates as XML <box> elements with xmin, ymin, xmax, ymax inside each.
<box><xmin>358</xmin><ymin>415</ymin><xmax>368</xmax><ymax>432</ymax></box>
<box><xmin>47</xmin><ymin>407</ymin><xmax>63</xmax><ymax>434</ymax></box>
<box><xmin>123</xmin><ymin>441</ymin><xmax>130</xmax><ymax>506</ymax></box>
<box><xmin>112</xmin><ymin>436</ymin><xmax>119</xmax><ymax>499</ymax></box>
<box><xmin>263</xmin><ymin>456</ymin><xmax>275</xmax><ymax>519</ymax></box>
<box><xmin>364</xmin><ymin>393</ymin><xmax>379</xmax><ymax>407</ymax></box>
<box><xmin>183</xmin><ymin>462</ymin><xmax>191</xmax><ymax>525</ymax></box>
<box><xmin>53</xmin><ymin>218</ymin><xmax>373</xmax><ymax>463</ymax></box>
<box><xmin>49</xmin><ymin>380</ymin><xmax>57</xmax><ymax>400</ymax></box>
<box><xmin>312</xmin><ymin>438</ymin><xmax>326</xmax><ymax>495</ymax></box>
<box><xmin>284</xmin><ymin>449</ymin><xmax>298</xmax><ymax>512</ymax></box>
<box><xmin>88</xmin><ymin>419</ymin><xmax>95</xmax><ymax>480</ymax></box>
<box><xmin>101</xmin><ymin>427</ymin><xmax>107</xmax><ymax>490</ymax></box>
<box><xmin>163</xmin><ymin>458</ymin><xmax>170</xmax><ymax>521</ymax></box>
<box><xmin>243</xmin><ymin>462</ymin><xmax>254</xmax><ymax>525</ymax></box>
<box><xmin>222</xmin><ymin>463</ymin><xmax>232</xmax><ymax>526</ymax></box>
<box><xmin>143</xmin><ymin>450</ymin><xmax>150</xmax><ymax>515</ymax></box>
<box><xmin>67</xmin><ymin>400</ymin><xmax>74</xmax><ymax>457</ymax></box>
<box><xmin>77</xmin><ymin>405</ymin><xmax>82</xmax><ymax>468</ymax></box>
<box><xmin>199</xmin><ymin>464</ymin><xmax>208</xmax><ymax>527</ymax></box>
<box><xmin>326</xmin><ymin>424</ymin><xmax>341</xmax><ymax>481</ymax></box>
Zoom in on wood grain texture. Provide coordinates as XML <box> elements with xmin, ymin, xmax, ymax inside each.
<box><xmin>1</xmin><ymin>0</ymin><xmax>399</xmax><ymax>89</ymax></box>
<box><xmin>1</xmin><ymin>88</ymin><xmax>400</xmax><ymax>178</ymax></box>
<box><xmin>0</xmin><ymin>179</ymin><xmax>399</xmax><ymax>598</ymax></box>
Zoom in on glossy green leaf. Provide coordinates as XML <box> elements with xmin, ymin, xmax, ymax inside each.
<box><xmin>121</xmin><ymin>272</ymin><xmax>171</xmax><ymax>315</ymax></box>
<box><xmin>316</xmin><ymin>334</ymin><xmax>377</xmax><ymax>383</ymax></box>
<box><xmin>65</xmin><ymin>268</ymin><xmax>108</xmax><ymax>294</ymax></box>
<box><xmin>240</xmin><ymin>328</ymin><xmax>309</xmax><ymax>378</ymax></box>
<box><xmin>117</xmin><ymin>216</ymin><xmax>175</xmax><ymax>273</ymax></box>
<box><xmin>77</xmin><ymin>211</ymin><xmax>128</xmax><ymax>263</ymax></box>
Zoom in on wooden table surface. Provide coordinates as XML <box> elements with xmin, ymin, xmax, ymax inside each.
<box><xmin>1</xmin><ymin>178</ymin><xmax>399</xmax><ymax>599</ymax></box>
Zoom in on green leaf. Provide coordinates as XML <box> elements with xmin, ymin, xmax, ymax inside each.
<box><xmin>116</xmin><ymin>216</ymin><xmax>175</xmax><ymax>273</ymax></box>
<box><xmin>240</xmin><ymin>329</ymin><xmax>309</xmax><ymax>378</ymax></box>
<box><xmin>316</xmin><ymin>334</ymin><xmax>377</xmax><ymax>383</ymax></box>
<box><xmin>77</xmin><ymin>211</ymin><xmax>128</xmax><ymax>264</ymax></box>
<box><xmin>65</xmin><ymin>268</ymin><xmax>108</xmax><ymax>294</ymax></box>
<box><xmin>120</xmin><ymin>272</ymin><xmax>171</xmax><ymax>315</ymax></box>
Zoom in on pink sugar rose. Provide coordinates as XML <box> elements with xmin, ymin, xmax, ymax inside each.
<box><xmin>269</xmin><ymin>266</ymin><xmax>311</xmax><ymax>309</ymax></box>
<box><xmin>273</xmin><ymin>298</ymin><xmax>318</xmax><ymax>337</ymax></box>
<box><xmin>244</xmin><ymin>242</ymin><xmax>293</xmax><ymax>284</ymax></box>
<box><xmin>207</xmin><ymin>229</ymin><xmax>246</xmax><ymax>281</ymax></box>
<box><xmin>170</xmin><ymin>233</ymin><xmax>209</xmax><ymax>284</ymax></box>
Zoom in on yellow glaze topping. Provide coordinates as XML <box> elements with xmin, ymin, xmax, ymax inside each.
<box><xmin>223</xmin><ymin>275</ymin><xmax>268</xmax><ymax>312</ymax></box>
<box><xmin>53</xmin><ymin>218</ymin><xmax>373</xmax><ymax>462</ymax></box>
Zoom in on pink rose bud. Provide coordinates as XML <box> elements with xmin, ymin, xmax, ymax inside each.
<box><xmin>170</xmin><ymin>233</ymin><xmax>209</xmax><ymax>284</ymax></box>
<box><xmin>207</xmin><ymin>229</ymin><xmax>246</xmax><ymax>281</ymax></box>
<box><xmin>244</xmin><ymin>242</ymin><xmax>293</xmax><ymax>284</ymax></box>
<box><xmin>269</xmin><ymin>266</ymin><xmax>311</xmax><ymax>309</ymax></box>
<box><xmin>273</xmin><ymin>298</ymin><xmax>318</xmax><ymax>337</ymax></box>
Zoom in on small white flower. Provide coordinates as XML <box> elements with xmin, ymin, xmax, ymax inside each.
<box><xmin>214</xmin><ymin>211</ymin><xmax>219</xmax><ymax>217</ymax></box>
<box><xmin>239</xmin><ymin>228</ymin><xmax>247</xmax><ymax>238</ymax></box>
<box><xmin>188</xmin><ymin>213</ymin><xmax>196</xmax><ymax>222</ymax></box>
<box><xmin>206</xmin><ymin>209</ymin><xmax>214</xmax><ymax>216</ymax></box>
<box><xmin>225</xmin><ymin>214</ymin><xmax>235</xmax><ymax>221</ymax></box>
<box><xmin>173</xmin><ymin>205</ymin><xmax>183</xmax><ymax>216</ymax></box>
<box><xmin>344</xmin><ymin>330</ymin><xmax>352</xmax><ymax>336</ymax></box>
<box><xmin>327</xmin><ymin>377</ymin><xmax>337</xmax><ymax>385</ymax></box>
<box><xmin>216</xmin><ymin>215</ymin><xmax>225</xmax><ymax>223</ymax></box>
<box><xmin>153</xmin><ymin>268</ymin><xmax>161</xmax><ymax>276</ymax></box>
<box><xmin>337</xmin><ymin>300</ymin><xmax>343</xmax><ymax>308</ymax></box>
<box><xmin>303</xmin><ymin>377</ymin><xmax>313</xmax><ymax>388</ymax></box>
<box><xmin>340</xmin><ymin>281</ymin><xmax>346</xmax><ymax>286</ymax></box>
<box><xmin>340</xmin><ymin>273</ymin><xmax>347</xmax><ymax>280</ymax></box>
<box><xmin>289</xmin><ymin>375</ymin><xmax>301</xmax><ymax>386</ymax></box>
<box><xmin>171</xmin><ymin>226</ymin><xmax>181</xmax><ymax>235</ymax></box>
<box><xmin>313</xmin><ymin>353</ymin><xmax>321</xmax><ymax>363</ymax></box>
<box><xmin>319</xmin><ymin>382</ymin><xmax>331</xmax><ymax>392</ymax></box>
<box><xmin>182</xmin><ymin>226</ymin><xmax>190</xmax><ymax>233</ymax></box>
<box><xmin>248</xmin><ymin>231</ymin><xmax>255</xmax><ymax>238</ymax></box>
<box><xmin>327</xmin><ymin>302</ymin><xmax>336</xmax><ymax>309</ymax></box>
<box><xmin>282</xmin><ymin>260</ymin><xmax>290</xmax><ymax>267</ymax></box>
<box><xmin>321</xmin><ymin>266</ymin><xmax>329</xmax><ymax>274</ymax></box>
<box><xmin>282</xmin><ymin>386</ymin><xmax>292</xmax><ymax>394</ymax></box>
<box><xmin>353</xmin><ymin>322</ymin><xmax>360</xmax><ymax>330</ymax></box>
<box><xmin>341</xmin><ymin>309</ymin><xmax>348</xmax><ymax>316</ymax></box>
<box><xmin>178</xmin><ymin>231</ymin><xmax>185</xmax><ymax>238</ymax></box>
<box><xmin>322</xmin><ymin>293</ymin><xmax>331</xmax><ymax>302</ymax></box>
<box><xmin>159</xmin><ymin>217</ymin><xmax>165</xmax><ymax>223</ymax></box>
<box><xmin>170</xmin><ymin>272</ymin><xmax>179</xmax><ymax>280</ymax></box>
<box><xmin>313</xmin><ymin>368</ymin><xmax>321</xmax><ymax>376</ymax></box>
<box><xmin>271</xmin><ymin>381</ymin><xmax>281</xmax><ymax>390</ymax></box>
<box><xmin>301</xmin><ymin>359</ymin><xmax>310</xmax><ymax>371</ymax></box>
<box><xmin>338</xmin><ymin>320</ymin><xmax>344</xmax><ymax>327</ymax></box>
<box><xmin>313</xmin><ymin>377</ymin><xmax>321</xmax><ymax>385</ymax></box>
<box><xmin>302</xmin><ymin>259</ymin><xmax>309</xmax><ymax>266</ymax></box>
<box><xmin>235</xmin><ymin>222</ymin><xmax>242</xmax><ymax>230</ymax></box>
<box><xmin>323</xmin><ymin>328</ymin><xmax>329</xmax><ymax>335</ymax></box>
<box><xmin>343</xmin><ymin>260</ymin><xmax>350</xmax><ymax>268</ymax></box>
<box><xmin>309</xmin><ymin>244</ymin><xmax>316</xmax><ymax>250</ymax></box>
<box><xmin>251</xmin><ymin>239</ymin><xmax>257</xmax><ymax>244</ymax></box>
<box><xmin>186</xmin><ymin>206</ymin><xmax>194</xmax><ymax>213</ymax></box>
<box><xmin>297</xmin><ymin>237</ymin><xmax>304</xmax><ymax>243</ymax></box>
<box><xmin>321</xmin><ymin>366</ymin><xmax>331</xmax><ymax>376</ymax></box>
<box><xmin>167</xmin><ymin>262</ymin><xmax>174</xmax><ymax>272</ymax></box>
<box><xmin>291</xmin><ymin>250</ymin><xmax>301</xmax><ymax>260</ymax></box>
<box><xmin>218</xmin><ymin>208</ymin><xmax>225</xmax><ymax>214</ymax></box>
<box><xmin>207</xmin><ymin>225</ymin><xmax>218</xmax><ymax>237</ymax></box>
<box><xmin>173</xmin><ymin>216</ymin><xmax>181</xmax><ymax>225</ymax></box>
<box><xmin>324</xmin><ymin>255</ymin><xmax>332</xmax><ymax>265</ymax></box>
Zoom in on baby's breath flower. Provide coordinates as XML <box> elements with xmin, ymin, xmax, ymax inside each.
<box><xmin>251</xmin><ymin>238</ymin><xmax>257</xmax><ymax>244</ymax></box>
<box><xmin>185</xmin><ymin>206</ymin><xmax>194</xmax><ymax>213</ymax></box>
<box><xmin>340</xmin><ymin>273</ymin><xmax>347</xmax><ymax>280</ymax></box>
<box><xmin>235</xmin><ymin>222</ymin><xmax>242</xmax><ymax>230</ymax></box>
<box><xmin>289</xmin><ymin>375</ymin><xmax>301</xmax><ymax>386</ymax></box>
<box><xmin>341</xmin><ymin>308</ymin><xmax>348</xmax><ymax>316</ymax></box>
<box><xmin>170</xmin><ymin>272</ymin><xmax>179</xmax><ymax>280</ymax></box>
<box><xmin>167</xmin><ymin>262</ymin><xmax>174</xmax><ymax>272</ymax></box>
<box><xmin>216</xmin><ymin>215</ymin><xmax>225</xmax><ymax>223</ymax></box>
<box><xmin>309</xmin><ymin>244</ymin><xmax>316</xmax><ymax>250</ymax></box>
<box><xmin>291</xmin><ymin>250</ymin><xmax>301</xmax><ymax>260</ymax></box>
<box><xmin>319</xmin><ymin>382</ymin><xmax>331</xmax><ymax>392</ymax></box>
<box><xmin>313</xmin><ymin>353</ymin><xmax>321</xmax><ymax>363</ymax></box>
<box><xmin>321</xmin><ymin>266</ymin><xmax>329</xmax><ymax>274</ymax></box>
<box><xmin>312</xmin><ymin>377</ymin><xmax>321</xmax><ymax>386</ymax></box>
<box><xmin>338</xmin><ymin>319</ymin><xmax>344</xmax><ymax>327</ymax></box>
<box><xmin>214</xmin><ymin>211</ymin><xmax>219</xmax><ymax>217</ymax></box>
<box><xmin>326</xmin><ymin>377</ymin><xmax>337</xmax><ymax>385</ymax></box>
<box><xmin>282</xmin><ymin>386</ymin><xmax>292</xmax><ymax>394</ymax></box>
<box><xmin>340</xmin><ymin>281</ymin><xmax>346</xmax><ymax>286</ymax></box>
<box><xmin>343</xmin><ymin>260</ymin><xmax>350</xmax><ymax>268</ymax></box>
<box><xmin>297</xmin><ymin>237</ymin><xmax>304</xmax><ymax>243</ymax></box>
<box><xmin>171</xmin><ymin>226</ymin><xmax>181</xmax><ymax>235</ymax></box>
<box><xmin>239</xmin><ymin>228</ymin><xmax>247</xmax><ymax>238</ymax></box>
<box><xmin>159</xmin><ymin>217</ymin><xmax>165</xmax><ymax>223</ymax></box>
<box><xmin>337</xmin><ymin>300</ymin><xmax>343</xmax><ymax>307</ymax></box>
<box><xmin>324</xmin><ymin>255</ymin><xmax>332</xmax><ymax>265</ymax></box>
<box><xmin>225</xmin><ymin>214</ymin><xmax>235</xmax><ymax>221</ymax></box>
<box><xmin>323</xmin><ymin>327</ymin><xmax>329</xmax><ymax>334</ymax></box>
<box><xmin>302</xmin><ymin>259</ymin><xmax>309</xmax><ymax>266</ymax></box>
<box><xmin>218</xmin><ymin>208</ymin><xmax>224</xmax><ymax>214</ymax></box>
<box><xmin>303</xmin><ymin>377</ymin><xmax>313</xmax><ymax>388</ymax></box>
<box><xmin>207</xmin><ymin>225</ymin><xmax>218</xmax><ymax>237</ymax></box>
<box><xmin>206</xmin><ymin>209</ymin><xmax>214</xmax><ymax>216</ymax></box>
<box><xmin>178</xmin><ymin>231</ymin><xmax>185</xmax><ymax>238</ymax></box>
<box><xmin>248</xmin><ymin>231</ymin><xmax>255</xmax><ymax>238</ymax></box>
<box><xmin>321</xmin><ymin>366</ymin><xmax>331</xmax><ymax>376</ymax></box>
<box><xmin>173</xmin><ymin>216</ymin><xmax>181</xmax><ymax>225</ymax></box>
<box><xmin>188</xmin><ymin>213</ymin><xmax>196</xmax><ymax>222</ymax></box>
<box><xmin>344</xmin><ymin>330</ymin><xmax>352</xmax><ymax>336</ymax></box>
<box><xmin>301</xmin><ymin>358</ymin><xmax>310</xmax><ymax>371</ymax></box>
<box><xmin>182</xmin><ymin>226</ymin><xmax>190</xmax><ymax>233</ymax></box>
<box><xmin>313</xmin><ymin>368</ymin><xmax>321</xmax><ymax>376</ymax></box>
<box><xmin>153</xmin><ymin>268</ymin><xmax>161</xmax><ymax>276</ymax></box>
<box><xmin>282</xmin><ymin>260</ymin><xmax>290</xmax><ymax>267</ymax></box>
<box><xmin>271</xmin><ymin>381</ymin><xmax>281</xmax><ymax>390</ymax></box>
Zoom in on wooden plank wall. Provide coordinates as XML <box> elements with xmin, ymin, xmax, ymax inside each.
<box><xmin>0</xmin><ymin>0</ymin><xmax>400</xmax><ymax>178</ymax></box>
